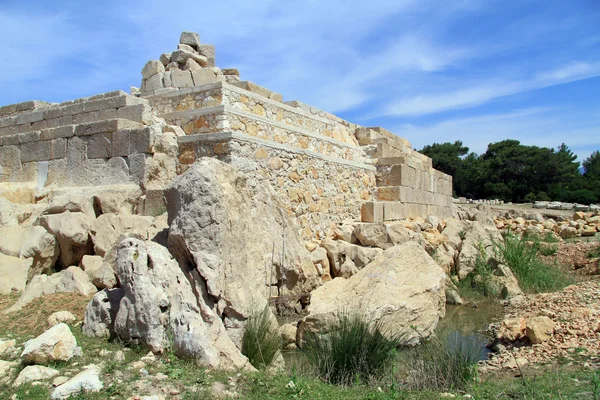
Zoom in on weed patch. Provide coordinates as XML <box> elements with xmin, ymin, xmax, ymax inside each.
<box><xmin>241</xmin><ymin>306</ymin><xmax>282</xmax><ymax>370</ymax></box>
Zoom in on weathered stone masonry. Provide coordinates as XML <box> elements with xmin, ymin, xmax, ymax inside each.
<box><xmin>0</xmin><ymin>32</ymin><xmax>452</xmax><ymax>239</ymax></box>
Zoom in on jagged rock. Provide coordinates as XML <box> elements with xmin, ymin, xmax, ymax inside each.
<box><xmin>21</xmin><ymin>323</ymin><xmax>79</xmax><ymax>365</ymax></box>
<box><xmin>89</xmin><ymin>238</ymin><xmax>251</xmax><ymax>369</ymax></box>
<box><xmin>354</xmin><ymin>223</ymin><xmax>390</xmax><ymax>248</ymax></box>
<box><xmin>526</xmin><ymin>316</ymin><xmax>555</xmax><ymax>344</ymax></box>
<box><xmin>0</xmin><ymin>252</ymin><xmax>31</xmax><ymax>294</ymax></box>
<box><xmin>48</xmin><ymin>311</ymin><xmax>77</xmax><ymax>327</ymax></box>
<box><xmin>80</xmin><ymin>255</ymin><xmax>116</xmax><ymax>289</ymax></box>
<box><xmin>560</xmin><ymin>226</ymin><xmax>578</xmax><ymax>239</ymax></box>
<box><xmin>319</xmin><ymin>239</ymin><xmax>382</xmax><ymax>278</ymax></box>
<box><xmin>39</xmin><ymin>211</ymin><xmax>93</xmax><ymax>267</ymax></box>
<box><xmin>82</xmin><ymin>288</ymin><xmax>124</xmax><ymax>338</ymax></box>
<box><xmin>0</xmin><ymin>225</ymin><xmax>58</xmax><ymax>280</ymax></box>
<box><xmin>309</xmin><ymin>247</ymin><xmax>331</xmax><ymax>281</ymax></box>
<box><xmin>0</xmin><ymin>198</ymin><xmax>18</xmax><ymax>226</ymax></box>
<box><xmin>302</xmin><ymin>242</ymin><xmax>446</xmax><ymax>346</ymax></box>
<box><xmin>51</xmin><ymin>365</ymin><xmax>103</xmax><ymax>399</ymax></box>
<box><xmin>6</xmin><ymin>266</ymin><xmax>96</xmax><ymax>313</ymax></box>
<box><xmin>497</xmin><ymin>317</ymin><xmax>526</xmax><ymax>341</ymax></box>
<box><xmin>89</xmin><ymin>214</ymin><xmax>153</xmax><ymax>257</ymax></box>
<box><xmin>142</xmin><ymin>60</ymin><xmax>165</xmax><ymax>79</ymax></box>
<box><xmin>180</xmin><ymin>31</ymin><xmax>201</xmax><ymax>47</ymax></box>
<box><xmin>13</xmin><ymin>365</ymin><xmax>59</xmax><ymax>387</ymax></box>
<box><xmin>165</xmin><ymin>158</ymin><xmax>320</xmax><ymax>344</ymax></box>
<box><xmin>44</xmin><ymin>194</ymin><xmax>98</xmax><ymax>219</ymax></box>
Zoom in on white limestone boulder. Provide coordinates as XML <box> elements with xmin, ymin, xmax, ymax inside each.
<box><xmin>51</xmin><ymin>364</ymin><xmax>103</xmax><ymax>399</ymax></box>
<box><xmin>165</xmin><ymin>158</ymin><xmax>321</xmax><ymax>345</ymax></box>
<box><xmin>82</xmin><ymin>288</ymin><xmax>124</xmax><ymax>338</ymax></box>
<box><xmin>89</xmin><ymin>212</ymin><xmax>153</xmax><ymax>257</ymax></box>
<box><xmin>0</xmin><ymin>252</ymin><xmax>31</xmax><ymax>294</ymax></box>
<box><xmin>80</xmin><ymin>255</ymin><xmax>116</xmax><ymax>289</ymax></box>
<box><xmin>5</xmin><ymin>266</ymin><xmax>96</xmax><ymax>313</ymax></box>
<box><xmin>21</xmin><ymin>323</ymin><xmax>79</xmax><ymax>365</ymax></box>
<box><xmin>302</xmin><ymin>241</ymin><xmax>446</xmax><ymax>346</ymax></box>
<box><xmin>13</xmin><ymin>365</ymin><xmax>59</xmax><ymax>387</ymax></box>
<box><xmin>86</xmin><ymin>237</ymin><xmax>251</xmax><ymax>370</ymax></box>
<box><xmin>0</xmin><ymin>225</ymin><xmax>59</xmax><ymax>280</ymax></box>
<box><xmin>39</xmin><ymin>211</ymin><xmax>93</xmax><ymax>267</ymax></box>
<box><xmin>48</xmin><ymin>311</ymin><xmax>77</xmax><ymax>327</ymax></box>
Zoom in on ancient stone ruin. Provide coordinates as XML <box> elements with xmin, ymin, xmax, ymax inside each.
<box><xmin>0</xmin><ymin>32</ymin><xmax>460</xmax><ymax>369</ymax></box>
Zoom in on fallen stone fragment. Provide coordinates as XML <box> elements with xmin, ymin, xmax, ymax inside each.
<box><xmin>526</xmin><ymin>316</ymin><xmax>555</xmax><ymax>344</ymax></box>
<box><xmin>21</xmin><ymin>323</ymin><xmax>80</xmax><ymax>365</ymax></box>
<box><xmin>13</xmin><ymin>365</ymin><xmax>59</xmax><ymax>387</ymax></box>
<box><xmin>48</xmin><ymin>311</ymin><xmax>77</xmax><ymax>327</ymax></box>
<box><xmin>51</xmin><ymin>364</ymin><xmax>103</xmax><ymax>399</ymax></box>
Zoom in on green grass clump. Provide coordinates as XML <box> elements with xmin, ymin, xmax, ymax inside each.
<box><xmin>302</xmin><ymin>312</ymin><xmax>402</xmax><ymax>386</ymax></box>
<box><xmin>241</xmin><ymin>306</ymin><xmax>282</xmax><ymax>370</ymax></box>
<box><xmin>539</xmin><ymin>243</ymin><xmax>558</xmax><ymax>256</ymax></box>
<box><xmin>457</xmin><ymin>242</ymin><xmax>499</xmax><ymax>299</ymax></box>
<box><xmin>496</xmin><ymin>232</ymin><xmax>572</xmax><ymax>293</ymax></box>
<box><xmin>402</xmin><ymin>331</ymin><xmax>481</xmax><ymax>392</ymax></box>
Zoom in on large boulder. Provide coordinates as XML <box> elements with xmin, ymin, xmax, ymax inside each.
<box><xmin>302</xmin><ymin>241</ymin><xmax>446</xmax><ymax>345</ymax></box>
<box><xmin>82</xmin><ymin>288</ymin><xmax>124</xmax><ymax>338</ymax></box>
<box><xmin>165</xmin><ymin>158</ymin><xmax>321</xmax><ymax>343</ymax></box>
<box><xmin>85</xmin><ymin>237</ymin><xmax>251</xmax><ymax>370</ymax></box>
<box><xmin>0</xmin><ymin>225</ymin><xmax>59</xmax><ymax>280</ymax></box>
<box><xmin>89</xmin><ymin>214</ymin><xmax>154</xmax><ymax>257</ymax></box>
<box><xmin>5</xmin><ymin>266</ymin><xmax>96</xmax><ymax>313</ymax></box>
<box><xmin>0</xmin><ymin>253</ymin><xmax>31</xmax><ymax>294</ymax></box>
<box><xmin>39</xmin><ymin>211</ymin><xmax>93</xmax><ymax>267</ymax></box>
<box><xmin>21</xmin><ymin>323</ymin><xmax>79</xmax><ymax>365</ymax></box>
<box><xmin>80</xmin><ymin>255</ymin><xmax>117</xmax><ymax>289</ymax></box>
<box><xmin>51</xmin><ymin>364</ymin><xmax>103</xmax><ymax>399</ymax></box>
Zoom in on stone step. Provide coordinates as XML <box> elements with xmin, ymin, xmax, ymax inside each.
<box><xmin>361</xmin><ymin>201</ymin><xmax>444</xmax><ymax>222</ymax></box>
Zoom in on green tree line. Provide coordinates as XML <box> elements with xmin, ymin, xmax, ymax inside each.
<box><xmin>419</xmin><ymin>140</ymin><xmax>600</xmax><ymax>204</ymax></box>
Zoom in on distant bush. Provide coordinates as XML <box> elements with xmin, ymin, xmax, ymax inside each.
<box><xmin>495</xmin><ymin>232</ymin><xmax>572</xmax><ymax>293</ymax></box>
<box><xmin>302</xmin><ymin>312</ymin><xmax>402</xmax><ymax>386</ymax></box>
<box><xmin>241</xmin><ymin>306</ymin><xmax>281</xmax><ymax>369</ymax></box>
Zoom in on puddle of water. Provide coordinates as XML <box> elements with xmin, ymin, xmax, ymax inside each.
<box><xmin>437</xmin><ymin>300</ymin><xmax>504</xmax><ymax>360</ymax></box>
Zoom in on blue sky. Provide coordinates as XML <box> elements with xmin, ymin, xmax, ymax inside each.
<box><xmin>1</xmin><ymin>0</ymin><xmax>599</xmax><ymax>162</ymax></box>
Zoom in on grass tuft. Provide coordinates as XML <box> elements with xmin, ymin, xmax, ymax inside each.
<box><xmin>402</xmin><ymin>330</ymin><xmax>481</xmax><ymax>391</ymax></box>
<box><xmin>302</xmin><ymin>311</ymin><xmax>402</xmax><ymax>386</ymax></box>
<box><xmin>241</xmin><ymin>306</ymin><xmax>282</xmax><ymax>370</ymax></box>
<box><xmin>496</xmin><ymin>232</ymin><xmax>572</xmax><ymax>293</ymax></box>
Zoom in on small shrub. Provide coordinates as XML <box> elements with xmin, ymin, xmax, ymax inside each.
<box><xmin>587</xmin><ymin>245</ymin><xmax>600</xmax><ymax>260</ymax></box>
<box><xmin>495</xmin><ymin>232</ymin><xmax>572</xmax><ymax>293</ymax></box>
<box><xmin>302</xmin><ymin>312</ymin><xmax>402</xmax><ymax>386</ymax></box>
<box><xmin>539</xmin><ymin>243</ymin><xmax>558</xmax><ymax>256</ymax></box>
<box><xmin>241</xmin><ymin>306</ymin><xmax>281</xmax><ymax>369</ymax></box>
<box><xmin>403</xmin><ymin>330</ymin><xmax>480</xmax><ymax>391</ymax></box>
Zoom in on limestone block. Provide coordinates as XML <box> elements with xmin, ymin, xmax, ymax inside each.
<box><xmin>159</xmin><ymin>53</ymin><xmax>171</xmax><ymax>66</ymax></box>
<box><xmin>0</xmin><ymin>252</ymin><xmax>31</xmax><ymax>294</ymax></box>
<box><xmin>111</xmin><ymin>130</ymin><xmax>130</xmax><ymax>157</ymax></box>
<box><xmin>163</xmin><ymin>71</ymin><xmax>173</xmax><ymax>87</ymax></box>
<box><xmin>116</xmin><ymin>104</ymin><xmax>153</xmax><ymax>125</ymax></box>
<box><xmin>197</xmin><ymin>44</ymin><xmax>216</xmax><ymax>67</ymax></box>
<box><xmin>15</xmin><ymin>110</ymin><xmax>44</xmax><ymax>125</ymax></box>
<box><xmin>19</xmin><ymin>131</ymin><xmax>41</xmax><ymax>143</ymax></box>
<box><xmin>180</xmin><ymin>31</ymin><xmax>201</xmax><ymax>47</ymax></box>
<box><xmin>21</xmin><ymin>140</ymin><xmax>51</xmax><ymax>162</ymax></box>
<box><xmin>383</xmin><ymin>202</ymin><xmax>405</xmax><ymax>221</ymax></box>
<box><xmin>170</xmin><ymin>69</ymin><xmax>194</xmax><ymax>88</ymax></box>
<box><xmin>80</xmin><ymin>255</ymin><xmax>116</xmax><ymax>289</ymax></box>
<box><xmin>222</xmin><ymin>68</ymin><xmax>239</xmax><ymax>76</ymax></box>
<box><xmin>50</xmin><ymin>138</ymin><xmax>67</xmax><ymax>160</ymax></box>
<box><xmin>39</xmin><ymin>211</ymin><xmax>93</xmax><ymax>267</ymax></box>
<box><xmin>1</xmin><ymin>134</ymin><xmax>19</xmax><ymax>146</ymax></box>
<box><xmin>21</xmin><ymin>323</ymin><xmax>79</xmax><ymax>365</ymax></box>
<box><xmin>0</xmin><ymin>145</ymin><xmax>21</xmax><ymax>169</ymax></box>
<box><xmin>13</xmin><ymin>365</ymin><xmax>59</xmax><ymax>387</ymax></box>
<box><xmin>40</xmin><ymin>125</ymin><xmax>75</xmax><ymax>141</ymax></box>
<box><xmin>86</xmin><ymin>133</ymin><xmax>112</xmax><ymax>159</ymax></box>
<box><xmin>361</xmin><ymin>202</ymin><xmax>384</xmax><ymax>223</ymax></box>
<box><xmin>130</xmin><ymin>128</ymin><xmax>154</xmax><ymax>154</ymax></box>
<box><xmin>74</xmin><ymin>119</ymin><xmax>144</xmax><ymax>137</ymax></box>
<box><xmin>51</xmin><ymin>365</ymin><xmax>103</xmax><ymax>399</ymax></box>
<box><xmin>183</xmin><ymin>58</ymin><xmax>202</xmax><ymax>71</ymax></box>
<box><xmin>171</xmin><ymin>49</ymin><xmax>208</xmax><ymax>67</ymax></box>
<box><xmin>375</xmin><ymin>186</ymin><xmax>402</xmax><ymax>202</ymax></box>
<box><xmin>141</xmin><ymin>60</ymin><xmax>165</xmax><ymax>79</ymax></box>
<box><xmin>128</xmin><ymin>153</ymin><xmax>150</xmax><ymax>182</ymax></box>
<box><xmin>141</xmin><ymin>72</ymin><xmax>164</xmax><ymax>93</ymax></box>
<box><xmin>89</xmin><ymin>213</ymin><xmax>153</xmax><ymax>257</ymax></box>
<box><xmin>191</xmin><ymin>68</ymin><xmax>218</xmax><ymax>86</ymax></box>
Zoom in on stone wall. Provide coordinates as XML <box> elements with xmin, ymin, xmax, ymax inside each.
<box><xmin>0</xmin><ymin>91</ymin><xmax>158</xmax><ymax>190</ymax></box>
<box><xmin>0</xmin><ymin>31</ymin><xmax>453</xmax><ymax>238</ymax></box>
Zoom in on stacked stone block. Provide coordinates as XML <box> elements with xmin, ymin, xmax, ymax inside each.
<box><xmin>0</xmin><ymin>91</ymin><xmax>156</xmax><ymax>188</ymax></box>
<box><xmin>138</xmin><ymin>31</ymin><xmax>241</xmax><ymax>97</ymax></box>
